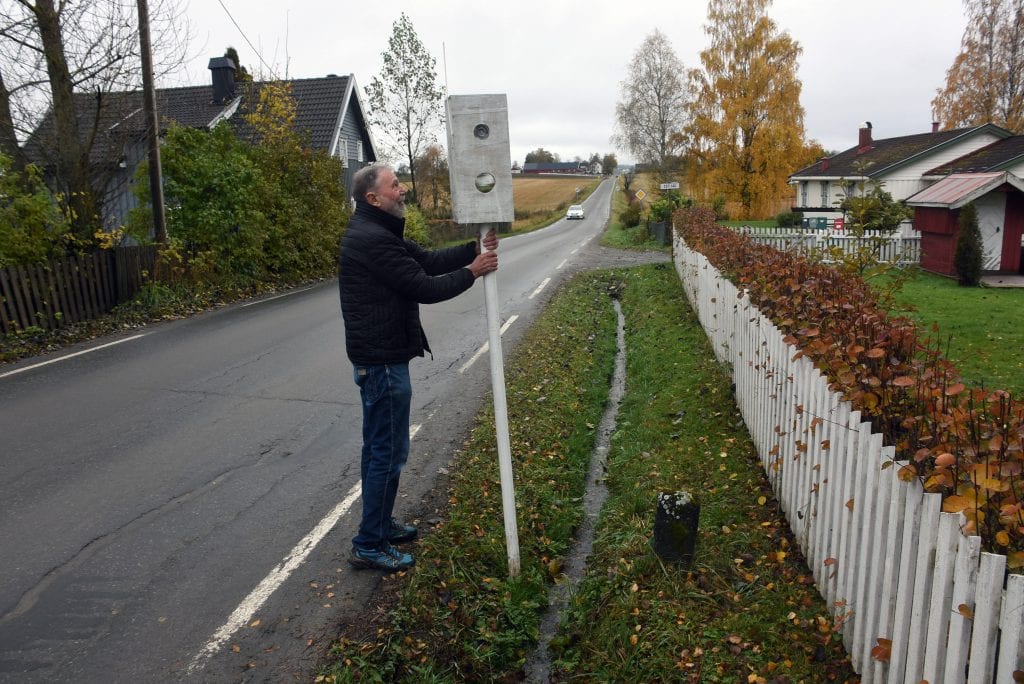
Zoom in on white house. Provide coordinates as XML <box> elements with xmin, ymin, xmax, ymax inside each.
<box><xmin>788</xmin><ymin>122</ymin><xmax>1013</xmax><ymax>232</ymax></box>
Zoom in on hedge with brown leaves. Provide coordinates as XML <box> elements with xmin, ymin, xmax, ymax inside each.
<box><xmin>676</xmin><ymin>207</ymin><xmax>1024</xmax><ymax>563</ymax></box>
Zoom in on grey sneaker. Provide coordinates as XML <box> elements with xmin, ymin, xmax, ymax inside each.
<box><xmin>349</xmin><ymin>545</ymin><xmax>414</xmax><ymax>572</ymax></box>
<box><xmin>388</xmin><ymin>518</ymin><xmax>418</xmax><ymax>544</ymax></box>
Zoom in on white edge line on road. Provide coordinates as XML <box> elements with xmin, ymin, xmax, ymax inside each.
<box><xmin>528</xmin><ymin>277</ymin><xmax>551</xmax><ymax>300</ymax></box>
<box><xmin>458</xmin><ymin>314</ymin><xmax>519</xmax><ymax>374</ymax></box>
<box><xmin>187</xmin><ymin>481</ymin><xmax>363</xmax><ymax>675</ymax></box>
<box><xmin>239</xmin><ymin>287</ymin><xmax>312</xmax><ymax>308</ymax></box>
<box><xmin>0</xmin><ymin>334</ymin><xmax>147</xmax><ymax>380</ymax></box>
<box><xmin>556</xmin><ymin>259</ymin><xmax>567</xmax><ymax>270</ymax></box>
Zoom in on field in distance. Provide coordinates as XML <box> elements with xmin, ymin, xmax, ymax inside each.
<box><xmin>512</xmin><ymin>175</ymin><xmax>600</xmax><ymax>232</ymax></box>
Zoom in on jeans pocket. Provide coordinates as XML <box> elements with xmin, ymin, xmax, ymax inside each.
<box><xmin>354</xmin><ymin>365</ymin><xmax>387</xmax><ymax>404</ymax></box>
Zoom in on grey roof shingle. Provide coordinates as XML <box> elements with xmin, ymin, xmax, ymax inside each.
<box><xmin>789</xmin><ymin>124</ymin><xmax>1013</xmax><ymax>180</ymax></box>
<box><xmin>924</xmin><ymin>135</ymin><xmax>1024</xmax><ymax>175</ymax></box>
<box><xmin>231</xmin><ymin>76</ymin><xmax>352</xmax><ymax>150</ymax></box>
<box><xmin>24</xmin><ymin>74</ymin><xmax>356</xmax><ymax>167</ymax></box>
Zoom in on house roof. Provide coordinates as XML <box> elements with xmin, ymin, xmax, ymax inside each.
<box><xmin>523</xmin><ymin>162</ymin><xmax>587</xmax><ymax>171</ymax></box>
<box><xmin>23</xmin><ymin>73</ymin><xmax>375</xmax><ymax>168</ymax></box>
<box><xmin>904</xmin><ymin>171</ymin><xmax>1024</xmax><ymax>208</ymax></box>
<box><xmin>22</xmin><ymin>85</ymin><xmax>229</xmax><ymax>167</ymax></box>
<box><xmin>789</xmin><ymin>124</ymin><xmax>1014</xmax><ymax>180</ymax></box>
<box><xmin>924</xmin><ymin>135</ymin><xmax>1024</xmax><ymax>175</ymax></box>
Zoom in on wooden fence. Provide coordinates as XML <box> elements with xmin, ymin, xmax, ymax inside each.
<box><xmin>730</xmin><ymin>226</ymin><xmax>921</xmax><ymax>266</ymax></box>
<box><xmin>674</xmin><ymin>236</ymin><xmax>1023</xmax><ymax>683</ymax></box>
<box><xmin>0</xmin><ymin>246</ymin><xmax>157</xmax><ymax>335</ymax></box>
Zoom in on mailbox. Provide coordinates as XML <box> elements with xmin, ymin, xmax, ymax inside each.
<box><xmin>445</xmin><ymin>94</ymin><xmax>514</xmax><ymax>225</ymax></box>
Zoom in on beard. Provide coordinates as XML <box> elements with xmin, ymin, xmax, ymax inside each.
<box><xmin>379</xmin><ymin>196</ymin><xmax>406</xmax><ymax>218</ymax></box>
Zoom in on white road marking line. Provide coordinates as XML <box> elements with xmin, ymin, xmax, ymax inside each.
<box><xmin>529</xmin><ymin>278</ymin><xmax>551</xmax><ymax>300</ymax></box>
<box><xmin>556</xmin><ymin>259</ymin><xmax>567</xmax><ymax>270</ymax></box>
<box><xmin>0</xmin><ymin>334</ymin><xmax>147</xmax><ymax>380</ymax></box>
<box><xmin>187</xmin><ymin>481</ymin><xmax>362</xmax><ymax>674</ymax></box>
<box><xmin>410</xmin><ymin>423</ymin><xmax>421</xmax><ymax>439</ymax></box>
<box><xmin>570</xmin><ymin>248</ymin><xmax>579</xmax><ymax>255</ymax></box>
<box><xmin>458</xmin><ymin>315</ymin><xmax>519</xmax><ymax>374</ymax></box>
<box><xmin>240</xmin><ymin>287</ymin><xmax>312</xmax><ymax>307</ymax></box>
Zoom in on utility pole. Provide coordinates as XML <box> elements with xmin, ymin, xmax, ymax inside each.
<box><xmin>137</xmin><ymin>0</ymin><xmax>167</xmax><ymax>245</ymax></box>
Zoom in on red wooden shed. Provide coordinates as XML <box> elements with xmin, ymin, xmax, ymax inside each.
<box><xmin>906</xmin><ymin>172</ymin><xmax>1024</xmax><ymax>275</ymax></box>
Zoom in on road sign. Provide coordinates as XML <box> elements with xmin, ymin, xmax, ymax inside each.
<box><xmin>635</xmin><ymin>189</ymin><xmax>646</xmax><ymax>201</ymax></box>
<box><xmin>660</xmin><ymin>182</ymin><xmax>680</xmax><ymax>190</ymax></box>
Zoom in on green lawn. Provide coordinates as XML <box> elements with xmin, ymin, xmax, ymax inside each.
<box><xmin>891</xmin><ymin>270</ymin><xmax>1024</xmax><ymax>397</ymax></box>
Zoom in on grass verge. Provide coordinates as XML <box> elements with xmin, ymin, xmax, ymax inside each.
<box><xmin>550</xmin><ymin>265</ymin><xmax>854</xmax><ymax>683</ymax></box>
<box><xmin>319</xmin><ymin>265</ymin><xmax>855</xmax><ymax>683</ymax></box>
<box><xmin>889</xmin><ymin>269</ymin><xmax>1024</xmax><ymax>397</ymax></box>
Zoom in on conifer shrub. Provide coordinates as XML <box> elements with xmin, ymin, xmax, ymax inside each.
<box><xmin>953</xmin><ymin>202</ymin><xmax>983</xmax><ymax>286</ymax></box>
<box><xmin>619</xmin><ymin>202</ymin><xmax>642</xmax><ymax>228</ymax></box>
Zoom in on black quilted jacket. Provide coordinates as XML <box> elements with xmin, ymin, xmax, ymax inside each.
<box><xmin>338</xmin><ymin>202</ymin><xmax>477</xmax><ymax>365</ymax></box>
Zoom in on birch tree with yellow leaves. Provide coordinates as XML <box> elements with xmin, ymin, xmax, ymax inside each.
<box><xmin>688</xmin><ymin>0</ymin><xmax>818</xmax><ymax>219</ymax></box>
<box><xmin>932</xmin><ymin>0</ymin><xmax>1024</xmax><ymax>132</ymax></box>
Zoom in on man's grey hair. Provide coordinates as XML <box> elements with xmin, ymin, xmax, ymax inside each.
<box><xmin>352</xmin><ymin>164</ymin><xmax>392</xmax><ymax>202</ymax></box>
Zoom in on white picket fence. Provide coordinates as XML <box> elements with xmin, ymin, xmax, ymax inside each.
<box><xmin>673</xmin><ymin>235</ymin><xmax>1024</xmax><ymax>683</ymax></box>
<box><xmin>730</xmin><ymin>226</ymin><xmax>921</xmax><ymax>265</ymax></box>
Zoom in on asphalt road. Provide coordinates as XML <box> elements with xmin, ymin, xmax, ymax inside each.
<box><xmin>0</xmin><ymin>178</ymin><xmax>616</xmax><ymax>682</ymax></box>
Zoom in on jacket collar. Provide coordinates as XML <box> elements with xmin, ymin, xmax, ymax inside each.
<box><xmin>354</xmin><ymin>201</ymin><xmax>405</xmax><ymax>237</ymax></box>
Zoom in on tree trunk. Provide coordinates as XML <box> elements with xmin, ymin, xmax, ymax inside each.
<box><xmin>0</xmin><ymin>70</ymin><xmax>26</xmax><ymax>172</ymax></box>
<box><xmin>405</xmin><ymin>128</ymin><xmax>417</xmax><ymax>205</ymax></box>
<box><xmin>33</xmin><ymin>0</ymin><xmax>99</xmax><ymax>240</ymax></box>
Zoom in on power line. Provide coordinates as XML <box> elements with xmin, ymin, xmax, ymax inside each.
<box><xmin>215</xmin><ymin>0</ymin><xmax>278</xmax><ymax>80</ymax></box>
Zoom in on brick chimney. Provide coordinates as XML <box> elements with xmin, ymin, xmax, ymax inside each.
<box><xmin>208</xmin><ymin>57</ymin><xmax>237</xmax><ymax>104</ymax></box>
<box><xmin>857</xmin><ymin>121</ymin><xmax>873</xmax><ymax>154</ymax></box>
<box><xmin>820</xmin><ymin>156</ymin><xmax>829</xmax><ymax>172</ymax></box>
<box><xmin>932</xmin><ymin>121</ymin><xmax>940</xmax><ymax>133</ymax></box>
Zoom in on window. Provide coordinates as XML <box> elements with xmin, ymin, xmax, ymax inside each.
<box><xmin>357</xmin><ymin>141</ymin><xmax>364</xmax><ymax>163</ymax></box>
<box><xmin>338</xmin><ymin>139</ymin><xmax>348</xmax><ymax>167</ymax></box>
<box><xmin>820</xmin><ymin>181</ymin><xmax>828</xmax><ymax>208</ymax></box>
<box><xmin>800</xmin><ymin>181</ymin><xmax>808</xmax><ymax>206</ymax></box>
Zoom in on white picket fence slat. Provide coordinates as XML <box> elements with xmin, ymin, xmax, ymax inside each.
<box><xmin>673</xmin><ymin>235</ymin><xmax>1024</xmax><ymax>683</ymax></box>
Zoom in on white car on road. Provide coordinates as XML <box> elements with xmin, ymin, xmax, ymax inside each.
<box><xmin>566</xmin><ymin>204</ymin><xmax>585</xmax><ymax>220</ymax></box>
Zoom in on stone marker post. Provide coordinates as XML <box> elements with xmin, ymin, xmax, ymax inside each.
<box><xmin>652</xmin><ymin>490</ymin><xmax>700</xmax><ymax>567</ymax></box>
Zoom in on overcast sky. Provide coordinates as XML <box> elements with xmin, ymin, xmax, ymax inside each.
<box><xmin>169</xmin><ymin>0</ymin><xmax>969</xmax><ymax>166</ymax></box>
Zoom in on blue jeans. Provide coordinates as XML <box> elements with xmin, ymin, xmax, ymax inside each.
<box><xmin>351</xmin><ymin>362</ymin><xmax>412</xmax><ymax>550</ymax></box>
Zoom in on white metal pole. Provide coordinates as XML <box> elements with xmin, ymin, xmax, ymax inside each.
<box><xmin>480</xmin><ymin>223</ymin><xmax>520</xmax><ymax>577</ymax></box>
